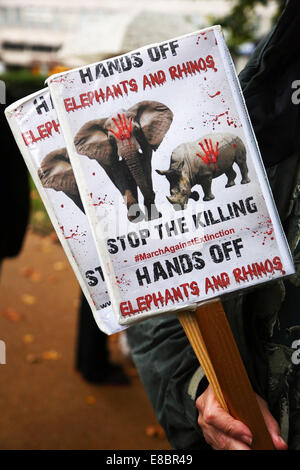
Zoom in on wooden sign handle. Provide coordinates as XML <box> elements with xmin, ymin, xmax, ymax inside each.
<box><xmin>178</xmin><ymin>300</ymin><xmax>275</xmax><ymax>450</ymax></box>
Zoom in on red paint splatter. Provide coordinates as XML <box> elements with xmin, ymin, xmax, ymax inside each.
<box><xmin>60</xmin><ymin>225</ymin><xmax>87</xmax><ymax>242</ymax></box>
<box><xmin>65</xmin><ymin>226</ymin><xmax>79</xmax><ymax>239</ymax></box>
<box><xmin>227</xmin><ymin>116</ymin><xmax>237</xmax><ymax>127</ymax></box>
<box><xmin>201</xmin><ymin>109</ymin><xmax>241</xmax><ymax>130</ymax></box>
<box><xmin>196</xmin><ymin>33</ymin><xmax>207</xmax><ymax>44</ymax></box>
<box><xmin>208</xmin><ymin>91</ymin><xmax>221</xmax><ymax>98</ymax></box>
<box><xmin>14</xmin><ymin>105</ymin><xmax>24</xmax><ymax>118</ymax></box>
<box><xmin>108</xmin><ymin>114</ymin><xmax>133</xmax><ymax>141</ymax></box>
<box><xmin>116</xmin><ymin>274</ymin><xmax>131</xmax><ymax>292</ymax></box>
<box><xmin>90</xmin><ymin>194</ymin><xmax>113</xmax><ymax>206</ymax></box>
<box><xmin>244</xmin><ymin>216</ymin><xmax>275</xmax><ymax>246</ymax></box>
<box><xmin>213</xmin><ymin>111</ymin><xmax>228</xmax><ymax>122</ymax></box>
<box><xmin>196</xmin><ymin>139</ymin><xmax>219</xmax><ymax>171</ymax></box>
<box><xmin>90</xmin><ymin>294</ymin><xmax>97</xmax><ymax>307</ymax></box>
<box><xmin>51</xmin><ymin>76</ymin><xmax>74</xmax><ymax>87</ymax></box>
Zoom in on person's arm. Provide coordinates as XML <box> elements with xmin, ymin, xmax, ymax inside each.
<box><xmin>196</xmin><ymin>384</ymin><xmax>288</xmax><ymax>450</ymax></box>
<box><xmin>0</xmin><ymin>94</ymin><xmax>30</xmax><ymax>261</ymax></box>
<box><xmin>126</xmin><ymin>314</ymin><xmax>211</xmax><ymax>449</ymax></box>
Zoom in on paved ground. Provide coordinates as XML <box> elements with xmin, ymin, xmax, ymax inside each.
<box><xmin>0</xmin><ymin>230</ymin><xmax>171</xmax><ymax>450</ymax></box>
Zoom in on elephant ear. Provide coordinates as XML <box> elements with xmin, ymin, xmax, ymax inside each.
<box><xmin>38</xmin><ymin>148</ymin><xmax>78</xmax><ymax>195</ymax></box>
<box><xmin>129</xmin><ymin>101</ymin><xmax>173</xmax><ymax>150</ymax></box>
<box><xmin>74</xmin><ymin>119</ymin><xmax>113</xmax><ymax>162</ymax></box>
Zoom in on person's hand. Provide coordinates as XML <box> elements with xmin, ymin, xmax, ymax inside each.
<box><xmin>196</xmin><ymin>384</ymin><xmax>288</xmax><ymax>450</ymax></box>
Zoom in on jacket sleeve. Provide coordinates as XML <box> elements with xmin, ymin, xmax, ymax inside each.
<box><xmin>127</xmin><ymin>0</ymin><xmax>300</xmax><ymax>450</ymax></box>
<box><xmin>126</xmin><ymin>314</ymin><xmax>211</xmax><ymax>450</ymax></box>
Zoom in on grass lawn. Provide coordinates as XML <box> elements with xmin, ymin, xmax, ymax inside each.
<box><xmin>29</xmin><ymin>176</ymin><xmax>54</xmax><ymax>235</ymax></box>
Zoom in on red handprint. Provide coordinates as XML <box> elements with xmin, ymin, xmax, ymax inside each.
<box><xmin>196</xmin><ymin>138</ymin><xmax>219</xmax><ymax>171</ymax></box>
<box><xmin>108</xmin><ymin>114</ymin><xmax>133</xmax><ymax>141</ymax></box>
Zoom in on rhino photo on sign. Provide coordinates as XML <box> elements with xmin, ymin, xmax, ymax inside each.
<box><xmin>48</xmin><ymin>26</ymin><xmax>294</xmax><ymax>324</ymax></box>
<box><xmin>157</xmin><ymin>133</ymin><xmax>250</xmax><ymax>209</ymax></box>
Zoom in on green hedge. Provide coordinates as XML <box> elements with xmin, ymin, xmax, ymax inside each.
<box><xmin>0</xmin><ymin>69</ymin><xmax>46</xmax><ymax>101</ymax></box>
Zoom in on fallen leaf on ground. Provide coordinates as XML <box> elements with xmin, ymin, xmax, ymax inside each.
<box><xmin>21</xmin><ymin>294</ymin><xmax>36</xmax><ymax>305</ymax></box>
<box><xmin>86</xmin><ymin>396</ymin><xmax>96</xmax><ymax>405</ymax></box>
<box><xmin>23</xmin><ymin>334</ymin><xmax>34</xmax><ymax>344</ymax></box>
<box><xmin>29</xmin><ymin>272</ymin><xmax>41</xmax><ymax>282</ymax></box>
<box><xmin>2</xmin><ymin>308</ymin><xmax>23</xmax><ymax>323</ymax></box>
<box><xmin>20</xmin><ymin>268</ymin><xmax>41</xmax><ymax>283</ymax></box>
<box><xmin>40</xmin><ymin>243</ymin><xmax>52</xmax><ymax>253</ymax></box>
<box><xmin>38</xmin><ymin>238</ymin><xmax>52</xmax><ymax>253</ymax></box>
<box><xmin>20</xmin><ymin>267</ymin><xmax>35</xmax><ymax>277</ymax></box>
<box><xmin>41</xmin><ymin>350</ymin><xmax>60</xmax><ymax>360</ymax></box>
<box><xmin>47</xmin><ymin>274</ymin><xmax>58</xmax><ymax>284</ymax></box>
<box><xmin>48</xmin><ymin>232</ymin><xmax>59</xmax><ymax>244</ymax></box>
<box><xmin>30</xmin><ymin>190</ymin><xmax>39</xmax><ymax>200</ymax></box>
<box><xmin>53</xmin><ymin>261</ymin><xmax>66</xmax><ymax>272</ymax></box>
<box><xmin>26</xmin><ymin>353</ymin><xmax>41</xmax><ymax>364</ymax></box>
<box><xmin>145</xmin><ymin>425</ymin><xmax>166</xmax><ymax>440</ymax></box>
<box><xmin>33</xmin><ymin>211</ymin><xmax>45</xmax><ymax>222</ymax></box>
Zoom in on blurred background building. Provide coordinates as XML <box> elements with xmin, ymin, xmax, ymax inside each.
<box><xmin>0</xmin><ymin>0</ymin><xmax>278</xmax><ymax>74</ymax></box>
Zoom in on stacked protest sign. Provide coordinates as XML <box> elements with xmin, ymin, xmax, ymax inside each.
<box><xmin>5</xmin><ymin>24</ymin><xmax>296</xmax><ymax>449</ymax></box>
<box><xmin>5</xmin><ymin>88</ymin><xmax>123</xmax><ymax>335</ymax></box>
<box><xmin>46</xmin><ymin>25</ymin><xmax>294</xmax><ymax>326</ymax></box>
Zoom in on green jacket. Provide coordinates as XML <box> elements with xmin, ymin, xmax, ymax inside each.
<box><xmin>127</xmin><ymin>0</ymin><xmax>300</xmax><ymax>449</ymax></box>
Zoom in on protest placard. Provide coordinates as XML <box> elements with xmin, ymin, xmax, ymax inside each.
<box><xmin>7</xmin><ymin>25</ymin><xmax>296</xmax><ymax>449</ymax></box>
<box><xmin>47</xmin><ymin>26</ymin><xmax>294</xmax><ymax>327</ymax></box>
<box><xmin>45</xmin><ymin>26</ymin><xmax>296</xmax><ymax>448</ymax></box>
<box><xmin>5</xmin><ymin>88</ymin><xmax>123</xmax><ymax>335</ymax></box>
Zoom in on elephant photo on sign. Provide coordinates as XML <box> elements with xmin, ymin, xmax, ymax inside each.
<box><xmin>157</xmin><ymin>133</ymin><xmax>250</xmax><ymax>210</ymax></box>
<box><xmin>38</xmin><ymin>147</ymin><xmax>85</xmax><ymax>213</ymax></box>
<box><xmin>74</xmin><ymin>100</ymin><xmax>173</xmax><ymax>222</ymax></box>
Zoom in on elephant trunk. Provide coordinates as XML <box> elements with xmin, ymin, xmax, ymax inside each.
<box><xmin>118</xmin><ymin>140</ymin><xmax>154</xmax><ymax>202</ymax></box>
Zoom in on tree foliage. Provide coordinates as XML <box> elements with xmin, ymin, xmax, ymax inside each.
<box><xmin>210</xmin><ymin>0</ymin><xmax>287</xmax><ymax>56</ymax></box>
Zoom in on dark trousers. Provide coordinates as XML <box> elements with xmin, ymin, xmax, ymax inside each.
<box><xmin>76</xmin><ymin>293</ymin><xmax>110</xmax><ymax>379</ymax></box>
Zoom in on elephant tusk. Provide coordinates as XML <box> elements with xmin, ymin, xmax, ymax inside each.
<box><xmin>138</xmin><ymin>148</ymin><xmax>143</xmax><ymax>155</ymax></box>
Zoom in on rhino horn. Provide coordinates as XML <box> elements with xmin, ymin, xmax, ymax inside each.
<box><xmin>166</xmin><ymin>195</ymin><xmax>177</xmax><ymax>204</ymax></box>
<box><xmin>156</xmin><ymin>169</ymin><xmax>174</xmax><ymax>176</ymax></box>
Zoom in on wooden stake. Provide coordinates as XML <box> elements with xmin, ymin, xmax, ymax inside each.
<box><xmin>178</xmin><ymin>299</ymin><xmax>274</xmax><ymax>450</ymax></box>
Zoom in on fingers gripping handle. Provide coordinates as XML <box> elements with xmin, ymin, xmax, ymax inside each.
<box><xmin>178</xmin><ymin>301</ymin><xmax>275</xmax><ymax>450</ymax></box>
<box><xmin>178</xmin><ymin>309</ymin><xmax>228</xmax><ymax>411</ymax></box>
